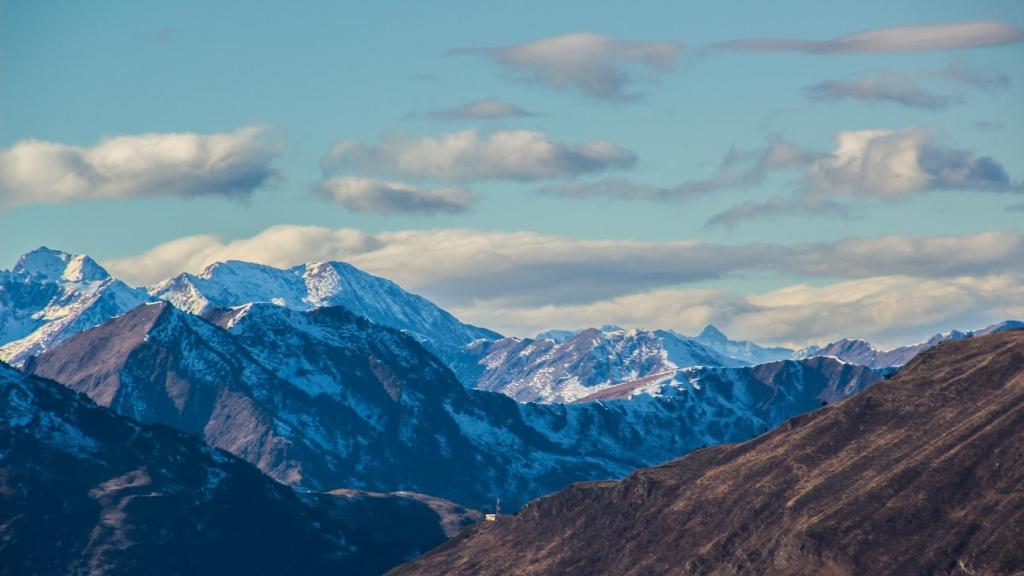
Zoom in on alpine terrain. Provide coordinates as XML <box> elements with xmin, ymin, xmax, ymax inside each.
<box><xmin>23</xmin><ymin>293</ymin><xmax>881</xmax><ymax>510</ymax></box>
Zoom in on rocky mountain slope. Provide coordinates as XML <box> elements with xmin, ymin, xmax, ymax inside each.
<box><xmin>460</xmin><ymin>326</ymin><xmax>743</xmax><ymax>403</ymax></box>
<box><xmin>0</xmin><ymin>361</ymin><xmax>475</xmax><ymax>576</ymax></box>
<box><xmin>149</xmin><ymin>259</ymin><xmax>499</xmax><ymax>367</ymax></box>
<box><xmin>802</xmin><ymin>320</ymin><xmax>1024</xmax><ymax>368</ymax></box>
<box><xmin>392</xmin><ymin>329</ymin><xmax>1024</xmax><ymax>576</ymax></box>
<box><xmin>0</xmin><ymin>247</ymin><xmax>150</xmax><ymax>366</ymax></box>
<box><xmin>25</xmin><ymin>301</ymin><xmax>880</xmax><ymax>510</ymax></box>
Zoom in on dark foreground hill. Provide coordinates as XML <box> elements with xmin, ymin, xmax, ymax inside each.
<box><xmin>0</xmin><ymin>362</ymin><xmax>473</xmax><ymax>576</ymax></box>
<box><xmin>391</xmin><ymin>330</ymin><xmax>1024</xmax><ymax>576</ymax></box>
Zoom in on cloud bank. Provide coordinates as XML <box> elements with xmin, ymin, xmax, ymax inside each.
<box><xmin>103</xmin><ymin>226</ymin><xmax>1024</xmax><ymax>346</ymax></box>
<box><xmin>0</xmin><ymin>126</ymin><xmax>282</xmax><ymax>208</ymax></box>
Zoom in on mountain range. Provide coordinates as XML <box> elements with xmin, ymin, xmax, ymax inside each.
<box><xmin>392</xmin><ymin>330</ymin><xmax>1024</xmax><ymax>576</ymax></box>
<box><xmin>22</xmin><ymin>298</ymin><xmax>879</xmax><ymax>510</ymax></box>
<box><xmin>458</xmin><ymin>326</ymin><xmax>743</xmax><ymax>403</ymax></box>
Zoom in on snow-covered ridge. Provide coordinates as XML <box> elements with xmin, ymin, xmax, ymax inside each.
<box><xmin>459</xmin><ymin>327</ymin><xmax>747</xmax><ymax>403</ymax></box>
<box><xmin>150</xmin><ymin>258</ymin><xmax>499</xmax><ymax>363</ymax></box>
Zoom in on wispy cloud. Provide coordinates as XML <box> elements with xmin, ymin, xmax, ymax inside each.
<box><xmin>429</xmin><ymin>99</ymin><xmax>534</xmax><ymax>120</ymax></box>
<box><xmin>451</xmin><ymin>33</ymin><xmax>684</xmax><ymax>100</ymax></box>
<box><xmin>715</xmin><ymin>20</ymin><xmax>1024</xmax><ymax>54</ymax></box>
<box><xmin>315</xmin><ymin>177</ymin><xmax>474</xmax><ymax>214</ymax></box>
<box><xmin>321</xmin><ymin>129</ymin><xmax>635</xmax><ymax>182</ymax></box>
<box><xmin>540</xmin><ymin>142</ymin><xmax>816</xmax><ymax>201</ymax></box>
<box><xmin>929</xmin><ymin>61</ymin><xmax>1011</xmax><ymax>90</ymax></box>
<box><xmin>0</xmin><ymin>126</ymin><xmax>282</xmax><ymax>208</ymax></box>
<box><xmin>807</xmin><ymin>72</ymin><xmax>958</xmax><ymax>110</ymax></box>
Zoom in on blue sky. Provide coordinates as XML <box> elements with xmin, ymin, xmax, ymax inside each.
<box><xmin>2</xmin><ymin>0</ymin><xmax>1023</xmax><ymax>346</ymax></box>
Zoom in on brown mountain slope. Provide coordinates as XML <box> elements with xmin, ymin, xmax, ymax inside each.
<box><xmin>391</xmin><ymin>330</ymin><xmax>1024</xmax><ymax>576</ymax></box>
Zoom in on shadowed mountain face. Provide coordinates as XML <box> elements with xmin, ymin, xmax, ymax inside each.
<box><xmin>392</xmin><ymin>330</ymin><xmax>1024</xmax><ymax>576</ymax></box>
<box><xmin>24</xmin><ymin>301</ymin><xmax>880</xmax><ymax>510</ymax></box>
<box><xmin>0</xmin><ymin>362</ymin><xmax>472</xmax><ymax>576</ymax></box>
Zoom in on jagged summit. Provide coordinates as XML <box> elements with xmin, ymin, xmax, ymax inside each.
<box><xmin>12</xmin><ymin>246</ymin><xmax>109</xmax><ymax>283</ymax></box>
<box><xmin>1</xmin><ymin>247</ymin><xmax>150</xmax><ymax>366</ymax></box>
<box><xmin>692</xmin><ymin>324</ymin><xmax>794</xmax><ymax>365</ymax></box>
<box><xmin>697</xmin><ymin>324</ymin><xmax>726</xmax><ymax>340</ymax></box>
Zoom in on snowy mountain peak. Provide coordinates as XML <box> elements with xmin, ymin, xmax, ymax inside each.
<box><xmin>1</xmin><ymin>248</ymin><xmax>150</xmax><ymax>366</ymax></box>
<box><xmin>697</xmin><ymin>325</ymin><xmax>728</xmax><ymax>342</ymax></box>
<box><xmin>12</xmin><ymin>247</ymin><xmax>109</xmax><ymax>283</ymax></box>
<box><xmin>150</xmin><ymin>258</ymin><xmax>500</xmax><ymax>370</ymax></box>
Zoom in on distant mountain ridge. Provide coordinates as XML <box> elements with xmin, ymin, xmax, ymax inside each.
<box><xmin>459</xmin><ymin>326</ymin><xmax>743</xmax><ymax>403</ymax></box>
<box><xmin>692</xmin><ymin>324</ymin><xmax>794</xmax><ymax>365</ymax></box>
<box><xmin>800</xmin><ymin>320</ymin><xmax>1024</xmax><ymax>368</ymax></box>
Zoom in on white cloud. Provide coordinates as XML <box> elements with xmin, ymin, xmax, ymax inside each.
<box><xmin>717</xmin><ymin>20</ymin><xmax>1023</xmax><ymax>54</ymax></box>
<box><xmin>0</xmin><ymin>126</ymin><xmax>282</xmax><ymax>207</ymax></box>
<box><xmin>322</xmin><ymin>129</ymin><xmax>635</xmax><ymax>182</ymax></box>
<box><xmin>452</xmin><ymin>33</ymin><xmax>684</xmax><ymax>100</ymax></box>
<box><xmin>705</xmin><ymin>128</ymin><xmax>1019</xmax><ymax>226</ymax></box>
<box><xmin>806</xmin><ymin>128</ymin><xmax>1015</xmax><ymax>197</ymax></box>
<box><xmin>429</xmin><ymin>99</ymin><xmax>534</xmax><ymax>120</ymax></box>
<box><xmin>316</xmin><ymin>177</ymin><xmax>473</xmax><ymax>214</ymax></box>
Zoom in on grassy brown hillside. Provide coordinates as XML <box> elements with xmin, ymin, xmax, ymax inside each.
<box><xmin>392</xmin><ymin>330</ymin><xmax>1024</xmax><ymax>576</ymax></box>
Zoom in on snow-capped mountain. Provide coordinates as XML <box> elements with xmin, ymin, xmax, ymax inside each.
<box><xmin>27</xmin><ymin>301</ymin><xmax>882</xmax><ymax>509</ymax></box>
<box><xmin>692</xmin><ymin>324</ymin><xmax>794</xmax><ymax>365</ymax></box>
<box><xmin>0</xmin><ymin>247</ymin><xmax>151</xmax><ymax>366</ymax></box>
<box><xmin>0</xmin><ymin>360</ymin><xmax>474</xmax><ymax>575</ymax></box>
<box><xmin>150</xmin><ymin>259</ymin><xmax>499</xmax><ymax>368</ymax></box>
<box><xmin>458</xmin><ymin>326</ymin><xmax>744</xmax><ymax>403</ymax></box>
<box><xmin>799</xmin><ymin>320</ymin><xmax>1024</xmax><ymax>368</ymax></box>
